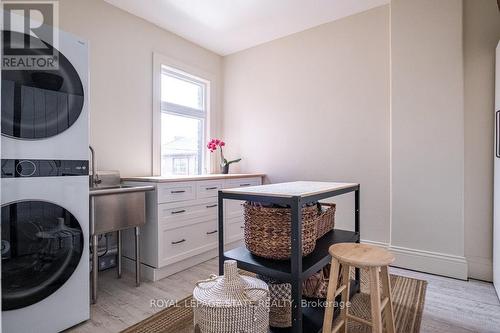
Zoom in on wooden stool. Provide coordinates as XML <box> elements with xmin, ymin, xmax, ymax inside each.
<box><xmin>322</xmin><ymin>243</ymin><xmax>396</xmax><ymax>333</ymax></box>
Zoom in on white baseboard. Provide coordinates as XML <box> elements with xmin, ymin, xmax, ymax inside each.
<box><xmin>362</xmin><ymin>239</ymin><xmax>468</xmax><ymax>280</ymax></box>
<box><xmin>123</xmin><ymin>249</ymin><xmax>219</xmax><ymax>281</ymax></box>
<box><xmin>122</xmin><ymin>240</ymin><xmax>244</xmax><ymax>281</ymax></box>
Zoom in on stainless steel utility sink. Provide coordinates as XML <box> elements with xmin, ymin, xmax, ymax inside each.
<box><xmin>89</xmin><ymin>184</ymin><xmax>154</xmax><ymax>234</ymax></box>
<box><xmin>88</xmin><ymin>167</ymin><xmax>154</xmax><ymax>304</ymax></box>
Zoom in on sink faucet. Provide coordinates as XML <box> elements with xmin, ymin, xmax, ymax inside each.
<box><xmin>89</xmin><ymin>145</ymin><xmax>101</xmax><ymax>187</ymax></box>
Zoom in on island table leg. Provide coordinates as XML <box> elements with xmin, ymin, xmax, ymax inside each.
<box><xmin>355</xmin><ymin>187</ymin><xmax>361</xmax><ymax>288</ymax></box>
<box><xmin>218</xmin><ymin>193</ymin><xmax>225</xmax><ymax>275</ymax></box>
<box><xmin>291</xmin><ymin>196</ymin><xmax>303</xmax><ymax>333</ymax></box>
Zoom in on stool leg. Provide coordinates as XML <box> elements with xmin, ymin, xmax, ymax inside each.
<box><xmin>369</xmin><ymin>267</ymin><xmax>383</xmax><ymax>333</ymax></box>
<box><xmin>381</xmin><ymin>266</ymin><xmax>396</xmax><ymax>333</ymax></box>
<box><xmin>322</xmin><ymin>258</ymin><xmax>341</xmax><ymax>333</ymax></box>
<box><xmin>341</xmin><ymin>264</ymin><xmax>351</xmax><ymax>333</ymax></box>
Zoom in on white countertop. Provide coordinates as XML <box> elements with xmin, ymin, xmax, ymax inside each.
<box><xmin>220</xmin><ymin>181</ymin><xmax>358</xmax><ymax>198</ymax></box>
<box><xmin>122</xmin><ymin>173</ymin><xmax>265</xmax><ymax>183</ymax></box>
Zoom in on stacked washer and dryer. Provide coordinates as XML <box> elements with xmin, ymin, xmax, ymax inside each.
<box><xmin>1</xmin><ymin>28</ymin><xmax>90</xmax><ymax>332</ymax></box>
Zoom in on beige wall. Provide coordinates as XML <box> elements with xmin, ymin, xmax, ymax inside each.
<box><xmin>464</xmin><ymin>0</ymin><xmax>500</xmax><ymax>281</ymax></box>
<box><xmin>223</xmin><ymin>6</ymin><xmax>391</xmax><ymax>243</ymax></box>
<box><xmin>391</xmin><ymin>0</ymin><xmax>465</xmax><ymax>266</ymax></box>
<box><xmin>58</xmin><ymin>0</ymin><xmax>223</xmax><ymax>177</ymax></box>
<box><xmin>224</xmin><ymin>0</ymin><xmax>497</xmax><ymax>280</ymax></box>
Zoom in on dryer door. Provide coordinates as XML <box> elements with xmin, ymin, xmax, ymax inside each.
<box><xmin>1</xmin><ymin>200</ymin><xmax>84</xmax><ymax>310</ymax></box>
<box><xmin>1</xmin><ymin>30</ymin><xmax>84</xmax><ymax>140</ymax></box>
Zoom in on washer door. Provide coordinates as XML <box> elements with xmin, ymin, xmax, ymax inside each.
<box><xmin>1</xmin><ymin>30</ymin><xmax>84</xmax><ymax>140</ymax></box>
<box><xmin>1</xmin><ymin>201</ymin><xmax>84</xmax><ymax>311</ymax></box>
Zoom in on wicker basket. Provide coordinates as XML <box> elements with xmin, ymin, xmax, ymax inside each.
<box><xmin>257</xmin><ymin>275</ymin><xmax>292</xmax><ymax>328</ymax></box>
<box><xmin>243</xmin><ymin>203</ymin><xmax>317</xmax><ymax>260</ymax></box>
<box><xmin>302</xmin><ymin>263</ymin><xmax>344</xmax><ymax>299</ymax></box>
<box><xmin>243</xmin><ymin>202</ymin><xmax>336</xmax><ymax>260</ymax></box>
<box><xmin>258</xmin><ymin>264</ymin><xmax>342</xmax><ymax>328</ymax></box>
<box><xmin>316</xmin><ymin>203</ymin><xmax>336</xmax><ymax>239</ymax></box>
<box><xmin>193</xmin><ymin>260</ymin><xmax>270</xmax><ymax>333</ymax></box>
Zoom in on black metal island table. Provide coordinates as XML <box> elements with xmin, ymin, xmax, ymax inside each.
<box><xmin>218</xmin><ymin>181</ymin><xmax>360</xmax><ymax>333</ymax></box>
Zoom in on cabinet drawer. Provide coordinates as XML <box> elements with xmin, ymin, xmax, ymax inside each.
<box><xmin>197</xmin><ymin>180</ymin><xmax>224</xmax><ymax>199</ymax></box>
<box><xmin>157</xmin><ymin>182</ymin><xmax>196</xmax><ymax>203</ymax></box>
<box><xmin>225</xmin><ymin>177</ymin><xmax>262</xmax><ymax>189</ymax></box>
<box><xmin>158</xmin><ymin>199</ymin><xmax>218</xmax><ymax>229</ymax></box>
<box><xmin>225</xmin><ymin>200</ymin><xmax>246</xmax><ymax>219</ymax></box>
<box><xmin>225</xmin><ymin>218</ymin><xmax>244</xmax><ymax>244</ymax></box>
<box><xmin>160</xmin><ymin>220</ymin><xmax>218</xmax><ymax>266</ymax></box>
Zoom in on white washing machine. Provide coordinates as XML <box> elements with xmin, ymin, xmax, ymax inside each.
<box><xmin>1</xmin><ymin>173</ymin><xmax>89</xmax><ymax>333</ymax></box>
<box><xmin>1</xmin><ymin>26</ymin><xmax>90</xmax><ymax>332</ymax></box>
<box><xmin>1</xmin><ymin>28</ymin><xmax>89</xmax><ymax>160</ymax></box>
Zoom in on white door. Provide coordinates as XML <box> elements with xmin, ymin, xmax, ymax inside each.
<box><xmin>493</xmin><ymin>41</ymin><xmax>500</xmax><ymax>298</ymax></box>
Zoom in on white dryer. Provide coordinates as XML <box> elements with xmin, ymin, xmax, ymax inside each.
<box><xmin>1</xmin><ymin>168</ymin><xmax>89</xmax><ymax>333</ymax></box>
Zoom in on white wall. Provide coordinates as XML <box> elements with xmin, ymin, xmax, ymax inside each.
<box><xmin>464</xmin><ymin>0</ymin><xmax>500</xmax><ymax>281</ymax></box>
<box><xmin>224</xmin><ymin>0</ymin><xmax>500</xmax><ymax>280</ymax></box>
<box><xmin>58</xmin><ymin>0</ymin><xmax>223</xmax><ymax>177</ymax></box>
<box><xmin>390</xmin><ymin>0</ymin><xmax>467</xmax><ymax>278</ymax></box>
<box><xmin>223</xmin><ymin>6</ymin><xmax>391</xmax><ymax>243</ymax></box>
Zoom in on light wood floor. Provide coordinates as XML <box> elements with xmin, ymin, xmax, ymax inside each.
<box><xmin>67</xmin><ymin>258</ymin><xmax>500</xmax><ymax>333</ymax></box>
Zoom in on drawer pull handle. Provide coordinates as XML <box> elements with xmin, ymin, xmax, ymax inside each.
<box><xmin>171</xmin><ymin>239</ymin><xmax>186</xmax><ymax>245</ymax></box>
<box><xmin>239</xmin><ymin>183</ymin><xmax>251</xmax><ymax>187</ymax></box>
<box><xmin>206</xmin><ymin>186</ymin><xmax>218</xmax><ymax>190</ymax></box>
<box><xmin>206</xmin><ymin>204</ymin><xmax>218</xmax><ymax>208</ymax></box>
<box><xmin>171</xmin><ymin>209</ymin><xmax>186</xmax><ymax>214</ymax></box>
<box><xmin>206</xmin><ymin>230</ymin><xmax>218</xmax><ymax>235</ymax></box>
<box><xmin>240</xmin><ymin>226</ymin><xmax>244</xmax><ymax>229</ymax></box>
<box><xmin>171</xmin><ymin>190</ymin><xmax>186</xmax><ymax>194</ymax></box>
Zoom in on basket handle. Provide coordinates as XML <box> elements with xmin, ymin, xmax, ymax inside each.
<box><xmin>195</xmin><ymin>274</ymin><xmax>218</xmax><ymax>289</ymax></box>
<box><xmin>317</xmin><ymin>202</ymin><xmax>336</xmax><ymax>215</ymax></box>
<box><xmin>243</xmin><ymin>287</ymin><xmax>269</xmax><ymax>305</ymax></box>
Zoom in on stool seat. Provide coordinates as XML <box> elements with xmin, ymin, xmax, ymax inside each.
<box><xmin>329</xmin><ymin>243</ymin><xmax>395</xmax><ymax>267</ymax></box>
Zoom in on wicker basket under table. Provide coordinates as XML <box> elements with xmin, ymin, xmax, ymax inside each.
<box><xmin>257</xmin><ymin>275</ymin><xmax>292</xmax><ymax>328</ymax></box>
<box><xmin>243</xmin><ymin>202</ymin><xmax>336</xmax><ymax>260</ymax></box>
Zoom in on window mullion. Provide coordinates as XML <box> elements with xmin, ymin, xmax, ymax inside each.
<box><xmin>161</xmin><ymin>101</ymin><xmax>205</xmax><ymax>119</ymax></box>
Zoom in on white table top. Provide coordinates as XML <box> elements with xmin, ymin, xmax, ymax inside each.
<box><xmin>221</xmin><ymin>181</ymin><xmax>359</xmax><ymax>198</ymax></box>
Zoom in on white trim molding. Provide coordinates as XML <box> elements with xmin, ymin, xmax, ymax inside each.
<box><xmin>362</xmin><ymin>239</ymin><xmax>468</xmax><ymax>280</ymax></box>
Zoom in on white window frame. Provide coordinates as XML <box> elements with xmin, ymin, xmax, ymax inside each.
<box><xmin>152</xmin><ymin>53</ymin><xmax>213</xmax><ymax>176</ymax></box>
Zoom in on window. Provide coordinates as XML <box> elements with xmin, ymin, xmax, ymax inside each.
<box><xmin>158</xmin><ymin>66</ymin><xmax>209</xmax><ymax>176</ymax></box>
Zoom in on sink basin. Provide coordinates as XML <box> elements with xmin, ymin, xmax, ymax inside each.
<box><xmin>89</xmin><ymin>183</ymin><xmax>154</xmax><ymax>235</ymax></box>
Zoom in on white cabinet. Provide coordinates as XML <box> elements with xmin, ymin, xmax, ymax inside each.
<box><xmin>159</xmin><ymin>219</ymin><xmax>218</xmax><ymax>266</ymax></box>
<box><xmin>196</xmin><ymin>180</ymin><xmax>225</xmax><ymax>199</ymax></box>
<box><xmin>122</xmin><ymin>175</ymin><xmax>262</xmax><ymax>281</ymax></box>
<box><xmin>157</xmin><ymin>182</ymin><xmax>196</xmax><ymax>203</ymax></box>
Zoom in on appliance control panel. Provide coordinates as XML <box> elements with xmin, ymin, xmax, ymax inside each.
<box><xmin>1</xmin><ymin>159</ymin><xmax>89</xmax><ymax>178</ymax></box>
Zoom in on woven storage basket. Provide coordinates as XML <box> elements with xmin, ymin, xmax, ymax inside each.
<box><xmin>257</xmin><ymin>275</ymin><xmax>292</xmax><ymax>328</ymax></box>
<box><xmin>316</xmin><ymin>203</ymin><xmax>336</xmax><ymax>239</ymax></box>
<box><xmin>243</xmin><ymin>203</ymin><xmax>318</xmax><ymax>259</ymax></box>
<box><xmin>302</xmin><ymin>263</ymin><xmax>344</xmax><ymax>299</ymax></box>
<box><xmin>193</xmin><ymin>260</ymin><xmax>270</xmax><ymax>333</ymax></box>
